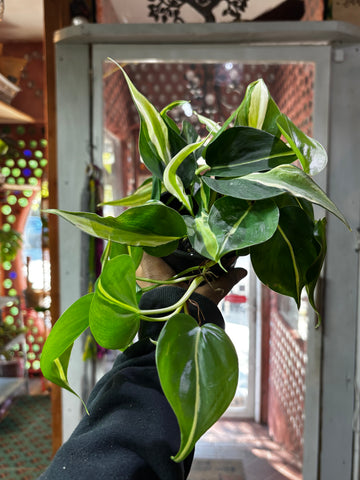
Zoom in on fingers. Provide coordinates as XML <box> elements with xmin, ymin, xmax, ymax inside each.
<box><xmin>136</xmin><ymin>252</ymin><xmax>176</xmax><ymax>288</ymax></box>
<box><xmin>195</xmin><ymin>267</ymin><xmax>247</xmax><ymax>305</ymax></box>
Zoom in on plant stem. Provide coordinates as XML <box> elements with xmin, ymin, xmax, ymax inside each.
<box><xmin>195</xmin><ymin>164</ymin><xmax>210</xmax><ymax>175</ymax></box>
<box><xmin>136</xmin><ymin>275</ymin><xmax>196</xmax><ymax>286</ymax></box>
<box><xmin>139</xmin><ymin>276</ymin><xmax>203</xmax><ymax>317</ymax></box>
<box><xmin>139</xmin><ymin>305</ymin><xmax>183</xmax><ymax>322</ymax></box>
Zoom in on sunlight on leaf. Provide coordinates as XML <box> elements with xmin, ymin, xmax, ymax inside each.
<box><xmin>277</xmin><ymin>113</ymin><xmax>327</xmax><ymax>175</ymax></box>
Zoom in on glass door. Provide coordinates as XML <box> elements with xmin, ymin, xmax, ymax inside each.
<box><xmin>91</xmin><ymin>41</ymin><xmax>329</xmax><ymax>425</ymax></box>
<box><xmin>94</xmin><ymin>57</ymin><xmax>272</xmax><ymax>418</ymax></box>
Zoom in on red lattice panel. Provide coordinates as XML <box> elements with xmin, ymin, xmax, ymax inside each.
<box><xmin>271</xmin><ymin>63</ymin><xmax>315</xmax><ymax>136</ymax></box>
<box><xmin>268</xmin><ymin>310</ymin><xmax>307</xmax><ymax>459</ymax></box>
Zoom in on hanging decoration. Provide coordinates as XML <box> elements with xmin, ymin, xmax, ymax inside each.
<box><xmin>147</xmin><ymin>0</ymin><xmax>249</xmax><ymax>22</ymax></box>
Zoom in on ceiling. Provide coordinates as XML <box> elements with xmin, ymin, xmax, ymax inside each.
<box><xmin>0</xmin><ymin>0</ymin><xmax>44</xmax><ymax>42</ymax></box>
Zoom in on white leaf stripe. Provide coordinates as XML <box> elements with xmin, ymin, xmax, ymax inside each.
<box><xmin>242</xmin><ymin>165</ymin><xmax>349</xmax><ymax>227</ymax></box>
<box><xmin>175</xmin><ymin>328</ymin><xmax>201</xmax><ymax>462</ymax></box>
<box><xmin>209</xmin><ymin>150</ymin><xmax>295</xmax><ymax>172</ymax></box>
<box><xmin>109</xmin><ymin>58</ymin><xmax>171</xmax><ymax>165</ymax></box>
<box><xmin>163</xmin><ymin>140</ymin><xmax>204</xmax><ymax>215</ymax></box>
<box><xmin>54</xmin><ymin>358</ymin><xmax>69</xmax><ymax>385</ymax></box>
<box><xmin>218</xmin><ymin>205</ymin><xmax>252</xmax><ymax>258</ymax></box>
<box><xmin>97</xmin><ymin>278</ymin><xmax>139</xmax><ymax>313</ymax></box>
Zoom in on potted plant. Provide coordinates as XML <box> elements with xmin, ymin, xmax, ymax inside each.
<box><xmin>40</xmin><ymin>62</ymin><xmax>348</xmax><ymax>462</ymax></box>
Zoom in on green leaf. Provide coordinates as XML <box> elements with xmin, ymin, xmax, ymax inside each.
<box><xmin>235</xmin><ymin>79</ymin><xmax>281</xmax><ymax>137</ymax></box>
<box><xmin>248</xmin><ymin>79</ymin><xmax>270</xmax><ymax>129</ymax></box>
<box><xmin>163</xmin><ymin>140</ymin><xmax>205</xmax><ymax>215</ymax></box>
<box><xmin>195</xmin><ymin>112</ymin><xmax>221</xmax><ymax>134</ymax></box>
<box><xmin>305</xmin><ymin>218</ymin><xmax>327</xmax><ymax>324</ymax></box>
<box><xmin>277</xmin><ymin>113</ymin><xmax>327</xmax><ymax>175</ymax></box>
<box><xmin>181</xmin><ymin>120</ymin><xmax>199</xmax><ymax>145</ymax></box>
<box><xmin>143</xmin><ymin>240</ymin><xmax>179</xmax><ymax>257</ymax></box>
<box><xmin>138</xmin><ymin>121</ymin><xmax>165</xmax><ymax>179</ymax></box>
<box><xmin>90</xmin><ymin>255</ymin><xmax>140</xmax><ymax>349</ymax></box>
<box><xmin>161</xmin><ymin>100</ymin><xmax>189</xmax><ymax>120</ymax></box>
<box><xmin>156</xmin><ymin>314</ymin><xmax>238</xmax><ymax>462</ymax></box>
<box><xmin>184</xmin><ymin>212</ymin><xmax>219</xmax><ymax>260</ymax></box>
<box><xmin>109</xmin><ymin>59</ymin><xmax>171</xmax><ymax>169</ymax></box>
<box><xmin>275</xmin><ymin>193</ymin><xmax>315</xmax><ymax>222</ymax></box>
<box><xmin>251</xmin><ymin>206</ymin><xmax>321</xmax><ymax>306</ymax></box>
<box><xmin>208</xmin><ymin>197</ymin><xmax>279</xmax><ymax>260</ymax></box>
<box><xmin>40</xmin><ymin>293</ymin><xmax>93</xmax><ymax>398</ymax></box>
<box><xmin>116</xmin><ymin>203</ymin><xmax>187</xmax><ymax>245</ymax></box>
<box><xmin>241</xmin><ymin>165</ymin><xmax>348</xmax><ymax>226</ymax></box>
<box><xmin>102</xmin><ymin>242</ymin><xmax>143</xmax><ymax>269</ymax></box>
<box><xmin>204</xmin><ymin>165</ymin><xmax>348</xmax><ymax>227</ymax></box>
<box><xmin>195</xmin><ymin>180</ymin><xmax>212</xmax><ymax>213</ymax></box>
<box><xmin>46</xmin><ymin>204</ymin><xmax>187</xmax><ymax>247</ymax></box>
<box><xmin>162</xmin><ymin>112</ymin><xmax>197</xmax><ymax>188</ymax></box>
<box><xmin>185</xmin><ymin>198</ymin><xmax>279</xmax><ymax>261</ymax></box>
<box><xmin>204</xmin><ymin>126</ymin><xmax>297</xmax><ymax>177</ymax></box>
<box><xmin>202</xmin><ymin>176</ymin><xmax>284</xmax><ymax>200</ymax></box>
<box><xmin>100</xmin><ymin>178</ymin><xmax>154</xmax><ymax>207</ymax></box>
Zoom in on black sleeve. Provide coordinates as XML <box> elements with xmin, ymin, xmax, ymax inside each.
<box><xmin>38</xmin><ymin>287</ymin><xmax>224</xmax><ymax>480</ymax></box>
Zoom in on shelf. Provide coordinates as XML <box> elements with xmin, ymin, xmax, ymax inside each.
<box><xmin>4</xmin><ymin>333</ymin><xmax>25</xmax><ymax>352</ymax></box>
<box><xmin>0</xmin><ymin>296</ymin><xmax>17</xmax><ymax>309</ymax></box>
<box><xmin>54</xmin><ymin>21</ymin><xmax>360</xmax><ymax>46</ymax></box>
<box><xmin>0</xmin><ymin>99</ymin><xmax>34</xmax><ymax>124</ymax></box>
<box><xmin>0</xmin><ymin>377</ymin><xmax>27</xmax><ymax>420</ymax></box>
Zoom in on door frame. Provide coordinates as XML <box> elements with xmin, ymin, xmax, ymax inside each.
<box><xmin>53</xmin><ymin>22</ymin><xmax>360</xmax><ymax>479</ymax></box>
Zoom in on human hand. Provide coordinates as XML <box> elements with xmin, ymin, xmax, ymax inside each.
<box><xmin>136</xmin><ymin>252</ymin><xmax>178</xmax><ymax>289</ymax></box>
<box><xmin>136</xmin><ymin>252</ymin><xmax>247</xmax><ymax>305</ymax></box>
<box><xmin>196</xmin><ymin>266</ymin><xmax>247</xmax><ymax>305</ymax></box>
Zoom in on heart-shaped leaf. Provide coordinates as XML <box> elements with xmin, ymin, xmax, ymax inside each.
<box><xmin>277</xmin><ymin>113</ymin><xmax>327</xmax><ymax>175</ymax></box>
<box><xmin>185</xmin><ymin>198</ymin><xmax>279</xmax><ymax>261</ymax></box>
<box><xmin>251</xmin><ymin>206</ymin><xmax>321</xmax><ymax>307</ymax></box>
<box><xmin>46</xmin><ymin>203</ymin><xmax>187</xmax><ymax>247</ymax></box>
<box><xmin>208</xmin><ymin>197</ymin><xmax>279</xmax><ymax>260</ymax></box>
<box><xmin>40</xmin><ymin>293</ymin><xmax>93</xmax><ymax>398</ymax></box>
<box><xmin>204</xmin><ymin>126</ymin><xmax>296</xmax><ymax>177</ymax></box>
<box><xmin>90</xmin><ymin>255</ymin><xmax>140</xmax><ymax>349</ymax></box>
<box><xmin>156</xmin><ymin>314</ymin><xmax>238</xmax><ymax>462</ymax></box>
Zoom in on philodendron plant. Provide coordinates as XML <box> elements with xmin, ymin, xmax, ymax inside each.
<box><xmin>41</xmin><ymin>62</ymin><xmax>349</xmax><ymax>462</ymax></box>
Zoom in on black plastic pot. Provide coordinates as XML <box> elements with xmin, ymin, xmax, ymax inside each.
<box><xmin>162</xmin><ymin>248</ymin><xmax>207</xmax><ymax>275</ymax></box>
